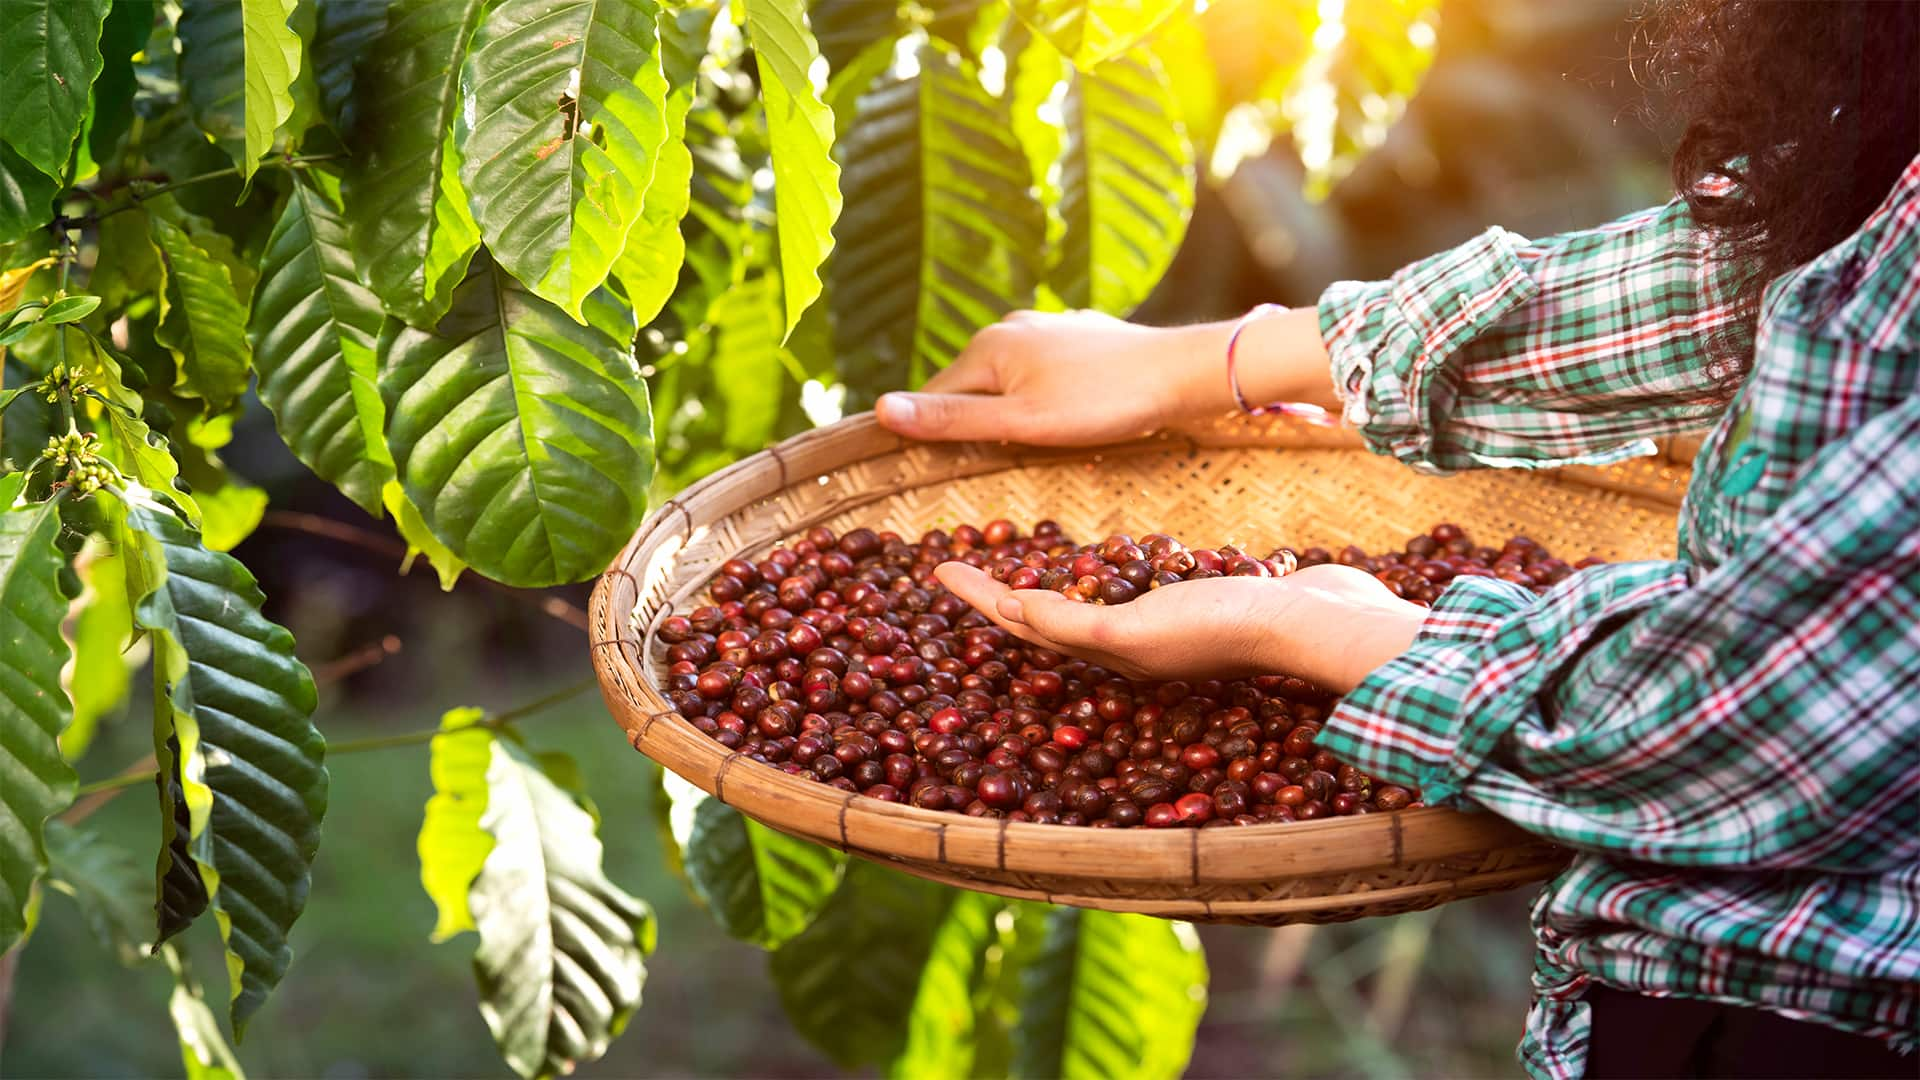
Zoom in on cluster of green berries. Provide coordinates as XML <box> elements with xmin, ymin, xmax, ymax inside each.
<box><xmin>40</xmin><ymin>431</ymin><xmax>115</xmax><ymax>497</ymax></box>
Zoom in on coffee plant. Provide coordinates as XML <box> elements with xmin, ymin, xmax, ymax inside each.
<box><xmin>0</xmin><ymin>0</ymin><xmax>1435</xmax><ymax>1075</ymax></box>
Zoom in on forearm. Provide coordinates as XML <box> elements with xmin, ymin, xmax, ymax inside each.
<box><xmin>1157</xmin><ymin>307</ymin><xmax>1340</xmax><ymax>424</ymax></box>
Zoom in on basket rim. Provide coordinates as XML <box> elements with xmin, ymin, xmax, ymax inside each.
<box><xmin>590</xmin><ymin>411</ymin><xmax>1565</xmax><ymax>886</ymax></box>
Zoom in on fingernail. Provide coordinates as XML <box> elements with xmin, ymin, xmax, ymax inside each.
<box><xmin>878</xmin><ymin>393</ymin><xmax>915</xmax><ymax>426</ymax></box>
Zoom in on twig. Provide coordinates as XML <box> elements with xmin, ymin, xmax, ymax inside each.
<box><xmin>310</xmin><ymin>634</ymin><xmax>403</xmax><ymax>684</ymax></box>
<box><xmin>261</xmin><ymin>510</ymin><xmax>591</xmax><ymax>631</ymax></box>
<box><xmin>85</xmin><ymin>153</ymin><xmax>346</xmax><ymax>222</ymax></box>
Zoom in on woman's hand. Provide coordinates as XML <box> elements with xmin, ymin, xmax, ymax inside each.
<box><xmin>934</xmin><ymin>561</ymin><xmax>1427</xmax><ymax>692</ymax></box>
<box><xmin>874</xmin><ymin>307</ymin><xmax>1339</xmax><ymax>446</ymax></box>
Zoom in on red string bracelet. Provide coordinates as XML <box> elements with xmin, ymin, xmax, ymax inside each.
<box><xmin>1225</xmin><ymin>303</ymin><xmax>1289</xmax><ymax>415</ymax></box>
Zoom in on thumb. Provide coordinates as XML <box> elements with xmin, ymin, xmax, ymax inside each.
<box><xmin>876</xmin><ymin>391</ymin><xmax>1027</xmax><ymax>442</ymax></box>
<box><xmin>1006</xmin><ymin>589</ymin><xmax>1120</xmax><ymax>649</ymax></box>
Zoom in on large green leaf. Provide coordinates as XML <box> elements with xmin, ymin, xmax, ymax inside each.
<box><xmin>379</xmin><ymin>252</ymin><xmax>652</xmax><ymax>587</ymax></box>
<box><xmin>163</xmin><ymin>945</ymin><xmax>247</xmax><ymax>1080</ymax></box>
<box><xmin>417</xmin><ymin>706</ymin><xmax>492</xmax><ymax>941</ymax></box>
<box><xmin>0</xmin><ymin>0</ymin><xmax>110</xmax><ymax>178</ymax></box>
<box><xmin>250</xmin><ymin>169</ymin><xmax>392</xmax><ymax>513</ymax></box>
<box><xmin>154</xmin><ymin>756</ymin><xmax>211</xmax><ymax>945</ymax></box>
<box><xmin>458</xmin><ymin>0</ymin><xmax>671</xmax><ymax>320</ymax></box>
<box><xmin>149</xmin><ymin>205</ymin><xmax>253</xmax><ymax>413</ymax></box>
<box><xmin>831</xmin><ymin>41</ymin><xmax>1044</xmax><ymax>389</ymax></box>
<box><xmin>741</xmin><ymin>0</ymin><xmax>841</xmax><ymax>335</ymax></box>
<box><xmin>175</xmin><ymin>0</ymin><xmax>302</xmax><ymax>178</ymax></box>
<box><xmin>86</xmin><ymin>0</ymin><xmax>156</xmax><ymax>169</ymax></box>
<box><xmin>1011</xmin><ymin>908</ymin><xmax>1208</xmax><ymax>1080</ymax></box>
<box><xmin>469</xmin><ymin>738</ymin><xmax>655</xmax><ymax>1080</ymax></box>
<box><xmin>609</xmin><ymin>3</ymin><xmax>714</xmax><ymax>325</ymax></box>
<box><xmin>1052</xmin><ymin>45</ymin><xmax>1192</xmax><ymax>314</ymax></box>
<box><xmin>126</xmin><ymin>496</ymin><xmax>325</xmax><ymax>1034</ymax></box>
<box><xmin>0</xmin><ymin>494</ymin><xmax>77</xmax><ymax>954</ymax></box>
<box><xmin>769</xmin><ymin>861</ymin><xmax>955</xmax><ymax>1068</ymax></box>
<box><xmin>664</xmin><ymin>774</ymin><xmax>843</xmax><ymax>949</ymax></box>
<box><xmin>890</xmin><ymin>890</ymin><xmax>1012</xmax><ymax>1079</ymax></box>
<box><xmin>0</xmin><ymin>142</ymin><xmax>60</xmax><ymax>246</ymax></box>
<box><xmin>311</xmin><ymin>0</ymin><xmax>386</xmax><ymax>133</ymax></box>
<box><xmin>342</xmin><ymin>0</ymin><xmax>486</xmax><ymax>327</ymax></box>
<box><xmin>1011</xmin><ymin>0</ymin><xmax>1183</xmax><ymax>69</ymax></box>
<box><xmin>43</xmin><ymin>820</ymin><xmax>153</xmax><ymax>964</ymax></box>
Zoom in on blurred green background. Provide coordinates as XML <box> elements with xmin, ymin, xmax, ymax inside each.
<box><xmin>6</xmin><ymin>0</ymin><xmax>1675</xmax><ymax>1075</ymax></box>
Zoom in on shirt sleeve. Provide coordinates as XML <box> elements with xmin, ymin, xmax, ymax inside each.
<box><xmin>1318</xmin><ymin>198</ymin><xmax>1746</xmax><ymax>474</ymax></box>
<box><xmin>1318</xmin><ymin>394</ymin><xmax>1920</xmax><ymax>873</ymax></box>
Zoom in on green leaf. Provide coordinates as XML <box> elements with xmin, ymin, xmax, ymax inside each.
<box><xmin>175</xmin><ymin>0</ymin><xmax>303</xmax><ymax>178</ymax></box>
<box><xmin>708</xmin><ymin>271</ymin><xmax>792</xmax><ymax>454</ymax></box>
<box><xmin>41</xmin><ymin>294</ymin><xmax>102</xmax><ymax>325</ymax></box>
<box><xmin>470</xmin><ymin>737</ymin><xmax>655</xmax><ymax>1080</ymax></box>
<box><xmin>669</xmin><ymin>784</ymin><xmax>843</xmax><ymax>949</ymax></box>
<box><xmin>250</xmin><ymin>169</ymin><xmax>392</xmax><ymax>513</ymax></box>
<box><xmin>1280</xmin><ymin>0</ymin><xmax>1437</xmax><ymax>196</ymax></box>
<box><xmin>342</xmin><ymin>0</ymin><xmax>486</xmax><ymax>327</ymax></box>
<box><xmin>87</xmin><ymin>0</ymin><xmax>156</xmax><ymax>167</ymax></box>
<box><xmin>742</xmin><ymin>0</ymin><xmax>841</xmax><ymax>336</ymax></box>
<box><xmin>0</xmin><ymin>0</ymin><xmax>110</xmax><ymax>178</ymax></box>
<box><xmin>382</xmin><ymin>480</ymin><xmax>464</xmax><ymax>590</ymax></box>
<box><xmin>78</xmin><ymin>334</ymin><xmax>200</xmax><ymax>520</ymax></box>
<box><xmin>831</xmin><ymin>41</ymin><xmax>1044</xmax><ymax>389</ymax></box>
<box><xmin>149</xmin><ymin>205</ymin><xmax>253</xmax><ymax>413</ymax></box>
<box><xmin>810</xmin><ymin>0</ymin><xmax>903</xmax><ymax>73</ymax></box>
<box><xmin>1011</xmin><ymin>909</ymin><xmax>1208</xmax><ymax>1080</ymax></box>
<box><xmin>1010</xmin><ymin>0</ymin><xmax>1183</xmax><ymax>69</ymax></box>
<box><xmin>890</xmin><ymin>891</ymin><xmax>1010</xmax><ymax>1079</ymax></box>
<box><xmin>61</xmin><ymin>539</ymin><xmax>144</xmax><ymax>761</ymax></box>
<box><xmin>609</xmin><ymin>3</ymin><xmax>714</xmax><ymax>325</ymax></box>
<box><xmin>0</xmin><ymin>494</ymin><xmax>78</xmax><ymax>954</ymax></box>
<box><xmin>0</xmin><ymin>142</ymin><xmax>61</xmax><ymax>246</ymax></box>
<box><xmin>379</xmin><ymin>251</ymin><xmax>652</xmax><ymax>587</ymax></box>
<box><xmin>89</xmin><ymin>207</ymin><xmax>162</xmax><ymax>310</ymax></box>
<box><xmin>126</xmin><ymin>495</ymin><xmax>326</xmax><ymax>1035</ymax></box>
<box><xmin>1052</xmin><ymin>46</ymin><xmax>1192</xmax><ymax>314</ymax></box>
<box><xmin>770</xmin><ymin>861</ymin><xmax>955</xmax><ymax>1068</ymax></box>
<box><xmin>193</xmin><ymin>476</ymin><xmax>268</xmax><ymax>552</ymax></box>
<box><xmin>163</xmin><ymin>945</ymin><xmax>247</xmax><ymax>1080</ymax></box>
<box><xmin>418</xmin><ymin>706</ymin><xmax>492</xmax><ymax>941</ymax></box>
<box><xmin>458</xmin><ymin>0</ymin><xmax>671</xmax><ymax>320</ymax></box>
<box><xmin>43</xmin><ymin>821</ymin><xmax>154</xmax><ymax>963</ymax></box>
<box><xmin>1004</xmin><ymin>20</ymin><xmax>1065</xmax><ymax>243</ymax></box>
<box><xmin>311</xmin><ymin>0</ymin><xmax>386</xmax><ymax>133</ymax></box>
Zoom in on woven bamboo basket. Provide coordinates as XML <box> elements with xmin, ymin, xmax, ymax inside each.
<box><xmin>590</xmin><ymin>412</ymin><xmax>1696</xmax><ymax>925</ymax></box>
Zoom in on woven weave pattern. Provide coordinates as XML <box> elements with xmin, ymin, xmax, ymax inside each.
<box><xmin>590</xmin><ymin>413</ymin><xmax>1690</xmax><ymax>924</ymax></box>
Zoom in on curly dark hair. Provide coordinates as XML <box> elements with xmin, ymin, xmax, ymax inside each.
<box><xmin>1650</xmin><ymin>0</ymin><xmax>1919</xmax><ymax>380</ymax></box>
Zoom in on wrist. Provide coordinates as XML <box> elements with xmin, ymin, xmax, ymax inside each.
<box><xmin>1253</xmin><ymin>576</ymin><xmax>1426</xmax><ymax>692</ymax></box>
<box><xmin>1159</xmin><ymin>307</ymin><xmax>1340</xmax><ymax>426</ymax></box>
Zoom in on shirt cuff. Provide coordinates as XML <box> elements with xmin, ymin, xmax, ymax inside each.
<box><xmin>1321</xmin><ymin>563</ymin><xmax>1694</xmax><ymax>805</ymax></box>
<box><xmin>1317</xmin><ymin>226</ymin><xmax>1543</xmax><ymax>474</ymax></box>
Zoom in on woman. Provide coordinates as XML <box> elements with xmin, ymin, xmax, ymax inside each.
<box><xmin>875</xmin><ymin>2</ymin><xmax>1919</xmax><ymax>1077</ymax></box>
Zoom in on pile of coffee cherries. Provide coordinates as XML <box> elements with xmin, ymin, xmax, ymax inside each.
<box><xmin>658</xmin><ymin>521</ymin><xmax>1596</xmax><ymax>828</ymax></box>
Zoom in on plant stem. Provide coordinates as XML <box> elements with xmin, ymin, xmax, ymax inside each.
<box><xmin>66</xmin><ymin>676</ymin><xmax>601</xmax><ymax>798</ymax></box>
<box><xmin>86</xmin><ymin>153</ymin><xmax>345</xmax><ymax>222</ymax></box>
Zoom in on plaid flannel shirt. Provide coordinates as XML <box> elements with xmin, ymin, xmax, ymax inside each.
<box><xmin>1314</xmin><ymin>157</ymin><xmax>1920</xmax><ymax>1079</ymax></box>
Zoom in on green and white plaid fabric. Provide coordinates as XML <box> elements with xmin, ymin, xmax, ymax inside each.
<box><xmin>1312</xmin><ymin>158</ymin><xmax>1920</xmax><ymax>1078</ymax></box>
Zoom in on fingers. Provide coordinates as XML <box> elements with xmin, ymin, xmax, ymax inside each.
<box><xmin>932</xmin><ymin>563</ymin><xmax>1073</xmax><ymax>654</ymax></box>
<box><xmin>875</xmin><ymin>391</ymin><xmax>1030</xmax><ymax>442</ymax></box>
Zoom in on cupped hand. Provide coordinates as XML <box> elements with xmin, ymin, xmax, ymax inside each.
<box><xmin>934</xmin><ymin>561</ymin><xmax>1428</xmax><ymax>692</ymax></box>
<box><xmin>874</xmin><ymin>310</ymin><xmax>1214</xmax><ymax>446</ymax></box>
